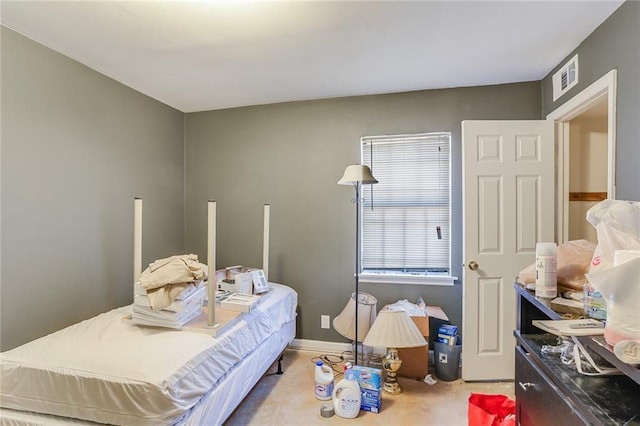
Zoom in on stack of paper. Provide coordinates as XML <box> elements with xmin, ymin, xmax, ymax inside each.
<box><xmin>220</xmin><ymin>293</ymin><xmax>261</xmax><ymax>312</ymax></box>
<box><xmin>133</xmin><ymin>280</ymin><xmax>205</xmax><ymax>300</ymax></box>
<box><xmin>532</xmin><ymin>319</ymin><xmax>605</xmax><ymax>336</ymax></box>
<box><xmin>134</xmin><ymin>283</ymin><xmax>205</xmax><ymax>313</ymax></box>
<box><xmin>131</xmin><ymin>284</ymin><xmax>205</xmax><ymax>329</ymax></box>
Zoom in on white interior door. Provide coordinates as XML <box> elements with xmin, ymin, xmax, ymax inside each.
<box><xmin>461</xmin><ymin>120</ymin><xmax>555</xmax><ymax>381</ymax></box>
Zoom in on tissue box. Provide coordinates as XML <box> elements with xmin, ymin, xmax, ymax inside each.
<box><xmin>350</xmin><ymin>365</ymin><xmax>382</xmax><ymax>413</ymax></box>
<box><xmin>217</xmin><ymin>266</ymin><xmax>255</xmax><ymax>294</ymax></box>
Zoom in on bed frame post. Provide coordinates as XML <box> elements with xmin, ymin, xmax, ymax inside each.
<box><xmin>133</xmin><ymin>197</ymin><xmax>143</xmax><ymax>297</ymax></box>
<box><xmin>263</xmin><ymin>204</ymin><xmax>270</xmax><ymax>281</ymax></box>
<box><xmin>207</xmin><ymin>200</ymin><xmax>219</xmax><ymax>329</ymax></box>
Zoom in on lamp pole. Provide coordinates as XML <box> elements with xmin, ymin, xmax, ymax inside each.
<box><xmin>338</xmin><ymin>164</ymin><xmax>377</xmax><ymax>367</ymax></box>
<box><xmin>354</xmin><ymin>181</ymin><xmax>361</xmax><ymax>366</ymax></box>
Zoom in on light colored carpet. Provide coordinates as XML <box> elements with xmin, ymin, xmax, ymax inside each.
<box><xmin>225</xmin><ymin>349</ymin><xmax>514</xmax><ymax>425</ymax></box>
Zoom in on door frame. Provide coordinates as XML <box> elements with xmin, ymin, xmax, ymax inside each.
<box><xmin>547</xmin><ymin>69</ymin><xmax>617</xmax><ymax>243</ymax></box>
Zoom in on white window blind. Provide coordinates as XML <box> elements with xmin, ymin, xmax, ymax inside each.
<box><xmin>361</xmin><ymin>132</ymin><xmax>451</xmax><ymax>276</ymax></box>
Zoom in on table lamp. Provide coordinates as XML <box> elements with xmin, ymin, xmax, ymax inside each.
<box><xmin>333</xmin><ymin>292</ymin><xmax>377</xmax><ymax>365</ymax></box>
<box><xmin>362</xmin><ymin>310</ymin><xmax>427</xmax><ymax>395</ymax></box>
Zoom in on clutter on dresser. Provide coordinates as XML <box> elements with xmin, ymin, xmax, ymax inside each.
<box><xmin>532</xmin><ymin>319</ymin><xmax>604</xmax><ymax>337</ymax></box>
<box><xmin>518</xmin><ymin>239</ymin><xmax>595</xmax><ymax>293</ymax></box>
<box><xmin>515</xmin><ymin>283</ymin><xmax>640</xmax><ymax>424</ymax></box>
<box><xmin>585</xmin><ymin>199</ymin><xmax>640</xmax><ymax>362</ymax></box>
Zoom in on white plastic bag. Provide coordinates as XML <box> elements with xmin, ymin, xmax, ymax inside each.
<box><xmin>586</xmin><ymin>257</ymin><xmax>640</xmax><ymax>347</ymax></box>
<box><xmin>585</xmin><ymin>199</ymin><xmax>640</xmax><ymax>355</ymax></box>
<box><xmin>586</xmin><ymin>199</ymin><xmax>640</xmax><ymax>273</ymax></box>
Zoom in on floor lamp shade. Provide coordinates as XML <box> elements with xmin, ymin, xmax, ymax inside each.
<box><xmin>333</xmin><ymin>292</ymin><xmax>377</xmax><ymax>341</ymax></box>
<box><xmin>338</xmin><ymin>165</ymin><xmax>378</xmax><ymax>185</ymax></box>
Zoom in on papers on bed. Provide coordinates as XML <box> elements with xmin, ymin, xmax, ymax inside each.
<box><xmin>134</xmin><ymin>279</ymin><xmax>204</xmax><ymax>299</ymax></box>
<box><xmin>130</xmin><ymin>282</ymin><xmax>263</xmax><ymax>330</ymax></box>
<box><xmin>131</xmin><ymin>281</ymin><xmax>205</xmax><ymax>328</ymax></box>
<box><xmin>217</xmin><ymin>292</ymin><xmax>261</xmax><ymax>312</ymax></box>
<box><xmin>134</xmin><ymin>281</ymin><xmax>205</xmax><ymax>312</ymax></box>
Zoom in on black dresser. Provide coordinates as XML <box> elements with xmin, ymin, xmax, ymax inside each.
<box><xmin>514</xmin><ymin>284</ymin><xmax>640</xmax><ymax>425</ymax></box>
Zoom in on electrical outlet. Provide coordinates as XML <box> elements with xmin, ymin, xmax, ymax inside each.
<box><xmin>321</xmin><ymin>315</ymin><xmax>330</xmax><ymax>329</ymax></box>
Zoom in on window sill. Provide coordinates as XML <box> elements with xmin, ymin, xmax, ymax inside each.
<box><xmin>359</xmin><ymin>273</ymin><xmax>457</xmax><ymax>286</ymax></box>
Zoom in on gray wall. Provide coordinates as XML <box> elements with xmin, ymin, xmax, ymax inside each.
<box><xmin>185</xmin><ymin>83</ymin><xmax>542</xmax><ymax>343</ymax></box>
<box><xmin>0</xmin><ymin>28</ymin><xmax>186</xmax><ymax>350</ymax></box>
<box><xmin>542</xmin><ymin>0</ymin><xmax>640</xmax><ymax>201</ymax></box>
<box><xmin>2</xmin><ymin>0</ymin><xmax>637</xmax><ymax>351</ymax></box>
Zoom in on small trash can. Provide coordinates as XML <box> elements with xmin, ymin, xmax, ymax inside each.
<box><xmin>435</xmin><ymin>341</ymin><xmax>461</xmax><ymax>381</ymax></box>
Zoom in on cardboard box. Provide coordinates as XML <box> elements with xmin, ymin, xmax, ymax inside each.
<box><xmin>216</xmin><ymin>266</ymin><xmax>261</xmax><ymax>295</ymax></box>
<box><xmin>395</xmin><ymin>306</ymin><xmax>450</xmax><ymax>379</ymax></box>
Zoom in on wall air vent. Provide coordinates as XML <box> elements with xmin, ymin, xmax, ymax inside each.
<box><xmin>552</xmin><ymin>54</ymin><xmax>579</xmax><ymax>101</ymax></box>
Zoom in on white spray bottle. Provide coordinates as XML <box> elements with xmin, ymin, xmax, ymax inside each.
<box><xmin>332</xmin><ymin>362</ymin><xmax>361</xmax><ymax>419</ymax></box>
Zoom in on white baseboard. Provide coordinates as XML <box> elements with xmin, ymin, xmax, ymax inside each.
<box><xmin>289</xmin><ymin>339</ymin><xmax>437</xmax><ymax>364</ymax></box>
<box><xmin>289</xmin><ymin>338</ymin><xmax>351</xmax><ymax>354</ymax></box>
<box><xmin>289</xmin><ymin>339</ymin><xmax>388</xmax><ymax>357</ymax></box>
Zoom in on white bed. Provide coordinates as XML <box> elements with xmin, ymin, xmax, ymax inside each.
<box><xmin>0</xmin><ymin>282</ymin><xmax>297</xmax><ymax>426</ymax></box>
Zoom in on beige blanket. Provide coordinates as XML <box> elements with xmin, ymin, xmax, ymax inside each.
<box><xmin>139</xmin><ymin>254</ymin><xmax>207</xmax><ymax>310</ymax></box>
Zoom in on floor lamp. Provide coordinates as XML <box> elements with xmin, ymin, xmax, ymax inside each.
<box><xmin>338</xmin><ymin>164</ymin><xmax>378</xmax><ymax>365</ymax></box>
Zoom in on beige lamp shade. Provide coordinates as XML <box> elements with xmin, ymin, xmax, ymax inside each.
<box><xmin>333</xmin><ymin>292</ymin><xmax>378</xmax><ymax>341</ymax></box>
<box><xmin>338</xmin><ymin>165</ymin><xmax>378</xmax><ymax>185</ymax></box>
<box><xmin>362</xmin><ymin>310</ymin><xmax>427</xmax><ymax>349</ymax></box>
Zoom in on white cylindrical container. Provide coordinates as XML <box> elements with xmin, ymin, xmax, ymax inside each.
<box><xmin>333</xmin><ymin>366</ymin><xmax>361</xmax><ymax>419</ymax></box>
<box><xmin>535</xmin><ymin>242</ymin><xmax>557</xmax><ymax>299</ymax></box>
<box><xmin>314</xmin><ymin>361</ymin><xmax>334</xmax><ymax>401</ymax></box>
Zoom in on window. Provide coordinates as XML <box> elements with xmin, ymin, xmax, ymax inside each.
<box><xmin>360</xmin><ymin>132</ymin><xmax>454</xmax><ymax>285</ymax></box>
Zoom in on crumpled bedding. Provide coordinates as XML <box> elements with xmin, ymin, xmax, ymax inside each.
<box><xmin>139</xmin><ymin>254</ymin><xmax>207</xmax><ymax>310</ymax></box>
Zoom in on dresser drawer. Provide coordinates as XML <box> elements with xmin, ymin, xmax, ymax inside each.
<box><xmin>515</xmin><ymin>346</ymin><xmax>589</xmax><ymax>426</ymax></box>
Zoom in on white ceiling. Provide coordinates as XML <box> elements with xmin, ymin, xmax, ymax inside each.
<box><xmin>1</xmin><ymin>1</ymin><xmax>624</xmax><ymax>113</ymax></box>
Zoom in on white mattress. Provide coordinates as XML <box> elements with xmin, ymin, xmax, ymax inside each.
<box><xmin>0</xmin><ymin>283</ymin><xmax>297</xmax><ymax>426</ymax></box>
<box><xmin>179</xmin><ymin>319</ymin><xmax>296</xmax><ymax>425</ymax></box>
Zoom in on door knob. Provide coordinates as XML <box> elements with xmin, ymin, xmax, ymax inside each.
<box><xmin>468</xmin><ymin>261</ymin><xmax>479</xmax><ymax>271</ymax></box>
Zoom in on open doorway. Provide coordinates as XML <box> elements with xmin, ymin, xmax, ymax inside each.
<box><xmin>547</xmin><ymin>70</ymin><xmax>617</xmax><ymax>244</ymax></box>
<box><xmin>567</xmin><ymin>98</ymin><xmax>608</xmax><ymax>243</ymax></box>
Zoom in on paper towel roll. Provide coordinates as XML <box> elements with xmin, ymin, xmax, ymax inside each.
<box><xmin>614</xmin><ymin>250</ymin><xmax>640</xmax><ymax>266</ymax></box>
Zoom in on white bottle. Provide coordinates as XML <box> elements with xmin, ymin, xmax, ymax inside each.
<box><xmin>535</xmin><ymin>242</ymin><xmax>557</xmax><ymax>299</ymax></box>
<box><xmin>333</xmin><ymin>363</ymin><xmax>361</xmax><ymax>419</ymax></box>
<box><xmin>314</xmin><ymin>361</ymin><xmax>334</xmax><ymax>400</ymax></box>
